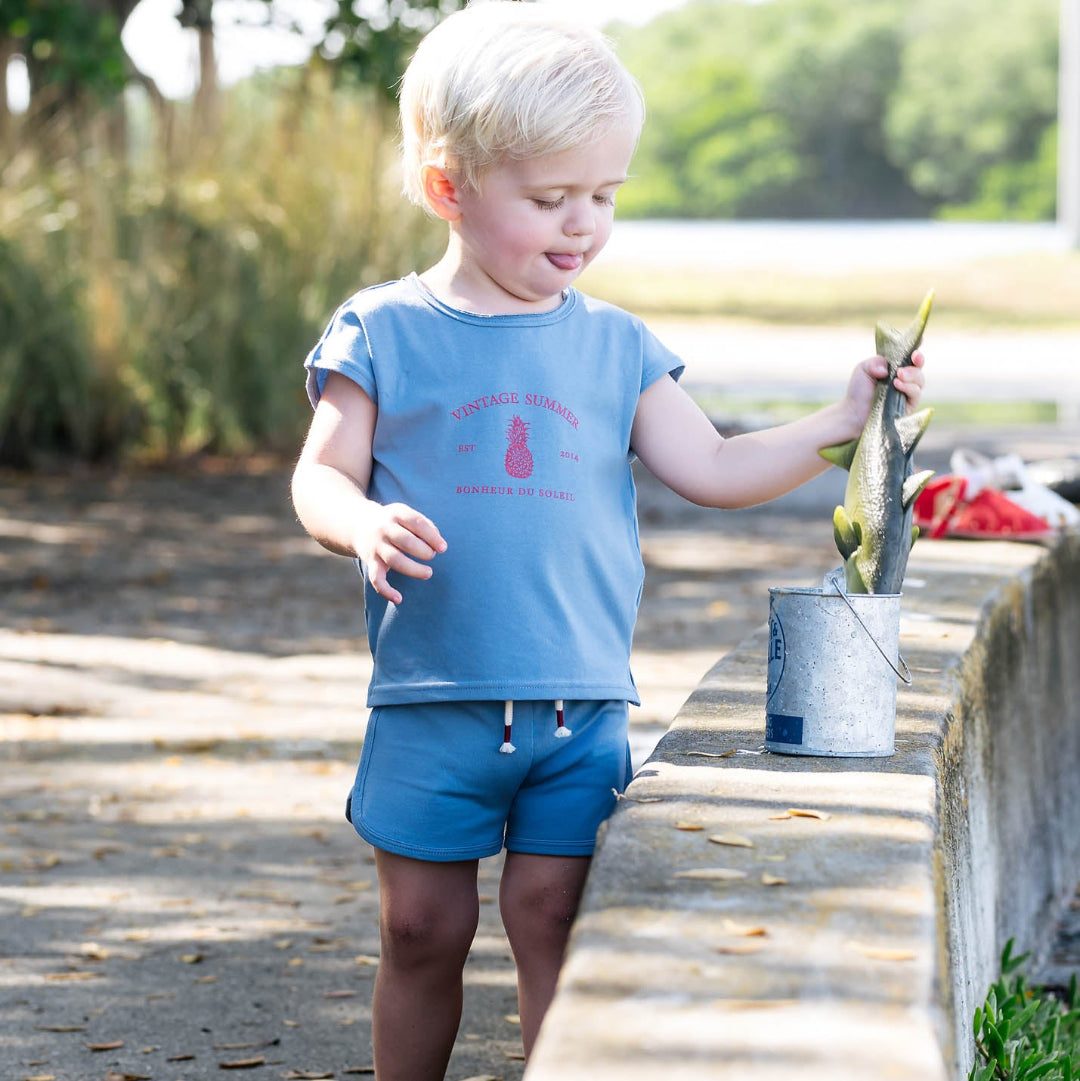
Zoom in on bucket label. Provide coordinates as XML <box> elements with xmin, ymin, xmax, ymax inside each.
<box><xmin>766</xmin><ymin>614</ymin><xmax>786</xmax><ymax>708</ymax></box>
<box><xmin>766</xmin><ymin>713</ymin><xmax>803</xmax><ymax>746</ymax></box>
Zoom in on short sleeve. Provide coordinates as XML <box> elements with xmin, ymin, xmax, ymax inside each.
<box><xmin>304</xmin><ymin>304</ymin><xmax>378</xmax><ymax>409</ymax></box>
<box><xmin>639</xmin><ymin>321</ymin><xmax>685</xmax><ymax>394</ymax></box>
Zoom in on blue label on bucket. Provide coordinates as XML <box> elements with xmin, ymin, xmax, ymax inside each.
<box><xmin>766</xmin><ymin>713</ymin><xmax>804</xmax><ymax>745</ymax></box>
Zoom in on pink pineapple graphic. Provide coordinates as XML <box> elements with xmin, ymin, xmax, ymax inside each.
<box><xmin>504</xmin><ymin>415</ymin><xmax>534</xmax><ymax>479</ymax></box>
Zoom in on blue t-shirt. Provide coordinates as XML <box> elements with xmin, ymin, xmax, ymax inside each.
<box><xmin>305</xmin><ymin>274</ymin><xmax>684</xmax><ymax>706</ymax></box>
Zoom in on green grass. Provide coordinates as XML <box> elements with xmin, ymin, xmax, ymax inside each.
<box><xmin>969</xmin><ymin>940</ymin><xmax>1080</xmax><ymax>1081</ymax></box>
<box><xmin>579</xmin><ymin>252</ymin><xmax>1080</xmax><ymax>329</ymax></box>
<box><xmin>691</xmin><ymin>393</ymin><xmax>1061</xmax><ymax>428</ymax></box>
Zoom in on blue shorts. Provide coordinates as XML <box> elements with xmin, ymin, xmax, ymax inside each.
<box><xmin>345</xmin><ymin>699</ymin><xmax>632</xmax><ymax>861</ymax></box>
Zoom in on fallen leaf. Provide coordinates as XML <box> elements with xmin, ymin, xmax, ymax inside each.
<box><xmin>673</xmin><ymin>868</ymin><xmax>747</xmax><ymax>881</ymax></box>
<box><xmin>342</xmin><ymin>1069</ymin><xmax>375</xmax><ymax>1076</ymax></box>
<box><xmin>22</xmin><ymin>1075</ymin><xmax>55</xmax><ymax>1081</ymax></box>
<box><xmin>219</xmin><ymin>1056</ymin><xmax>266</xmax><ymax>1070</ymax></box>
<box><xmin>457</xmin><ymin>1076</ymin><xmax>503</xmax><ymax>1081</ymax></box>
<box><xmin>503</xmin><ymin>1051</ymin><xmax>527</xmax><ymax>1060</ymax></box>
<box><xmin>353</xmin><ymin>955</ymin><xmax>380</xmax><ymax>967</ymax></box>
<box><xmin>674</xmin><ymin>822</ymin><xmax>704</xmax><ymax>831</ymax></box>
<box><xmin>79</xmin><ymin>942</ymin><xmax>111</xmax><ymax>960</ymax></box>
<box><xmin>281</xmin><ymin>1071</ymin><xmax>334</xmax><ymax>1080</ymax></box>
<box><xmin>194</xmin><ymin>975</ymin><xmax>218</xmax><ymax>983</ymax></box>
<box><xmin>761</xmin><ymin>873</ymin><xmax>788</xmax><ymax>886</ymax></box>
<box><xmin>85</xmin><ymin>1039</ymin><xmax>125</xmax><ymax>1051</ymax></box>
<box><xmin>852</xmin><ymin>944</ymin><xmax>917</xmax><ymax>962</ymax></box>
<box><xmin>714</xmin><ymin>942</ymin><xmax>764</xmax><ymax>955</ymax></box>
<box><xmin>768</xmin><ymin>812</ymin><xmax>793</xmax><ymax>820</ymax></box>
<box><xmin>179</xmin><ymin>953</ymin><xmax>204</xmax><ymax>964</ymax></box>
<box><xmin>166</xmin><ymin>1053</ymin><xmax>196</xmax><ymax>1061</ymax></box>
<box><xmin>721</xmin><ymin>919</ymin><xmax>767</xmax><ymax>937</ymax></box>
<box><xmin>104</xmin><ymin>1072</ymin><xmax>150</xmax><ymax>1081</ymax></box>
<box><xmin>282</xmin><ymin>1020</ymin><xmax>301</xmax><ymax>1028</ymax></box>
<box><xmin>708</xmin><ymin>833</ymin><xmax>754</xmax><ymax>848</ymax></box>
<box><xmin>287</xmin><ymin>957</ymin><xmax>305</xmax><ymax>967</ymax></box>
<box><xmin>685</xmin><ymin>749</ymin><xmax>737</xmax><ymax>758</ymax></box>
<box><xmin>43</xmin><ymin>972</ymin><xmax>99</xmax><ymax>982</ymax></box>
<box><xmin>124</xmin><ymin>931</ymin><xmax>151</xmax><ymax>941</ymax></box>
<box><xmin>34</xmin><ymin>1024</ymin><xmax>87</xmax><ymax>1032</ymax></box>
<box><xmin>786</xmin><ymin>808</ymin><xmax>831</xmax><ymax>821</ymax></box>
<box><xmin>323</xmin><ymin>989</ymin><xmax>357</xmax><ymax>998</ymax></box>
<box><xmin>503</xmin><ymin>1013</ymin><xmax>520</xmax><ymax>1024</ymax></box>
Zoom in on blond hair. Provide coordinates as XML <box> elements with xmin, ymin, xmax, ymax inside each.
<box><xmin>399</xmin><ymin>1</ymin><xmax>644</xmax><ymax>206</ymax></box>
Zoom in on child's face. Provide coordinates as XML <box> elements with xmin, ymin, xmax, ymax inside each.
<box><xmin>449</xmin><ymin>124</ymin><xmax>637</xmax><ymax>313</ymax></box>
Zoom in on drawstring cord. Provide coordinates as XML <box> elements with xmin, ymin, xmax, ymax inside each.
<box><xmin>499</xmin><ymin>699</ymin><xmax>573</xmax><ymax>753</ymax></box>
<box><xmin>554</xmin><ymin>700</ymin><xmax>572</xmax><ymax>738</ymax></box>
<box><xmin>500</xmin><ymin>700</ymin><xmax>516</xmax><ymax>754</ymax></box>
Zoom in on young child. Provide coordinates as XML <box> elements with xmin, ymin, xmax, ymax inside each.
<box><xmin>290</xmin><ymin>4</ymin><xmax>925</xmax><ymax>1078</ymax></box>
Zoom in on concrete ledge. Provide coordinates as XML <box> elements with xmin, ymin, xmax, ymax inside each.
<box><xmin>527</xmin><ymin>533</ymin><xmax>1080</xmax><ymax>1081</ymax></box>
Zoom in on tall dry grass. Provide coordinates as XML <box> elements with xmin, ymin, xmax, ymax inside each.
<box><xmin>0</xmin><ymin>67</ymin><xmax>441</xmax><ymax>467</ymax></box>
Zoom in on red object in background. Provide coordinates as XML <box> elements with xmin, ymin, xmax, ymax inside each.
<box><xmin>914</xmin><ymin>476</ymin><xmax>1054</xmax><ymax>541</ymax></box>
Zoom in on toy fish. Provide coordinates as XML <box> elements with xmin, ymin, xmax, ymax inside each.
<box><xmin>819</xmin><ymin>291</ymin><xmax>936</xmax><ymax>595</ymax></box>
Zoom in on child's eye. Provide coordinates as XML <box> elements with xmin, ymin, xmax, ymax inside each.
<box><xmin>532</xmin><ymin>197</ymin><xmax>564</xmax><ymax>211</ymax></box>
<box><xmin>594</xmin><ymin>193</ymin><xmax>616</xmax><ymax>207</ymax></box>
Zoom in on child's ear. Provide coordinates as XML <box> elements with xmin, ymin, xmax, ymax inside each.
<box><xmin>421</xmin><ymin>165</ymin><xmax>462</xmax><ymax>222</ymax></box>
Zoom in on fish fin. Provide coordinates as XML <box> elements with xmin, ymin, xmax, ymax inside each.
<box><xmin>896</xmin><ymin>406</ymin><xmax>934</xmax><ymax>456</ymax></box>
<box><xmin>902</xmin><ymin>469</ymin><xmax>935</xmax><ymax>509</ymax></box>
<box><xmin>832</xmin><ymin>506</ymin><xmax>861</xmax><ymax>561</ymax></box>
<box><xmin>844</xmin><ymin>558</ymin><xmax>870</xmax><ymax>594</ymax></box>
<box><xmin>820</xmin><ymin>438</ymin><xmax>859</xmax><ymax>471</ymax></box>
<box><xmin>876</xmin><ymin>289</ymin><xmax>935</xmax><ymax>370</ymax></box>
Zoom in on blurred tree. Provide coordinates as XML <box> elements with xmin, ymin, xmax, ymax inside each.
<box><xmin>317</xmin><ymin>0</ymin><xmax>466</xmax><ymax>102</ymax></box>
<box><xmin>884</xmin><ymin>0</ymin><xmax>1059</xmax><ymax>211</ymax></box>
<box><xmin>617</xmin><ymin>0</ymin><xmax>927</xmax><ymax>218</ymax></box>
<box><xmin>617</xmin><ymin>2</ymin><xmax>805</xmax><ymax>217</ymax></box>
<box><xmin>750</xmin><ymin>0</ymin><xmax>927</xmax><ymax>217</ymax></box>
<box><xmin>0</xmin><ymin>0</ymin><xmax>173</xmax><ymax>155</ymax></box>
<box><xmin>0</xmin><ymin>1</ymin><xmax>131</xmax><ymax>123</ymax></box>
<box><xmin>178</xmin><ymin>0</ymin><xmax>218</xmax><ymax>135</ymax></box>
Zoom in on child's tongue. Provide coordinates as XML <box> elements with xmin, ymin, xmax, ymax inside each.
<box><xmin>547</xmin><ymin>252</ymin><xmax>582</xmax><ymax>271</ymax></box>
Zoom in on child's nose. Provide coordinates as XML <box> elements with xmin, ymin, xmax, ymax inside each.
<box><xmin>563</xmin><ymin>202</ymin><xmax>595</xmax><ymax>237</ymax></box>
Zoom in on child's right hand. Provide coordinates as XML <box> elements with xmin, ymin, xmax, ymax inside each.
<box><xmin>354</xmin><ymin>502</ymin><xmax>447</xmax><ymax>605</ymax></box>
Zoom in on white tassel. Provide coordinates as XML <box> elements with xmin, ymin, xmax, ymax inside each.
<box><xmin>500</xmin><ymin>699</ymin><xmax>516</xmax><ymax>754</ymax></box>
<box><xmin>554</xmin><ymin>699</ymin><xmax>572</xmax><ymax>738</ymax></box>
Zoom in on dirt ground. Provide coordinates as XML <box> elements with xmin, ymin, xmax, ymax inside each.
<box><xmin>4</xmin><ymin>419</ymin><xmax>1075</xmax><ymax>1081</ymax></box>
<box><xmin>0</xmin><ymin>449</ymin><xmax>847</xmax><ymax>1081</ymax></box>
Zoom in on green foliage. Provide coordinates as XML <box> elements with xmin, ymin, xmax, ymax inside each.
<box><xmin>1</xmin><ymin>0</ymin><xmax>128</xmax><ymax>102</ymax></box>
<box><xmin>969</xmin><ymin>939</ymin><xmax>1080</xmax><ymax>1081</ymax></box>
<box><xmin>884</xmin><ymin>0</ymin><xmax>1059</xmax><ymax>208</ymax></box>
<box><xmin>316</xmin><ymin>0</ymin><xmax>466</xmax><ymax>100</ymax></box>
<box><xmin>0</xmin><ymin>68</ymin><xmax>441</xmax><ymax>465</ymax></box>
<box><xmin>0</xmin><ymin>235</ymin><xmax>123</xmax><ymax>466</ymax></box>
<box><xmin>614</xmin><ymin>0</ymin><xmax>1058</xmax><ymax>221</ymax></box>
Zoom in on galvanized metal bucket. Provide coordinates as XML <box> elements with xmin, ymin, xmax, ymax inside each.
<box><xmin>765</xmin><ymin>583</ymin><xmax>910</xmax><ymax>757</ymax></box>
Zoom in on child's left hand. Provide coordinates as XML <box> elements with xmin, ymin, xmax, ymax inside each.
<box><xmin>843</xmin><ymin>350</ymin><xmax>926</xmax><ymax>433</ymax></box>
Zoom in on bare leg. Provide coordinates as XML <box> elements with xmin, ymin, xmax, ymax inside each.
<box><xmin>372</xmin><ymin>850</ymin><xmax>480</xmax><ymax>1081</ymax></box>
<box><xmin>499</xmin><ymin>851</ymin><xmax>591</xmax><ymax>1056</ymax></box>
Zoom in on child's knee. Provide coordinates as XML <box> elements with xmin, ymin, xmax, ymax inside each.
<box><xmin>380</xmin><ymin>900</ymin><xmax>478</xmax><ymax>967</ymax></box>
<box><xmin>504</xmin><ymin>881</ymin><xmax>580</xmax><ymax>940</ymax></box>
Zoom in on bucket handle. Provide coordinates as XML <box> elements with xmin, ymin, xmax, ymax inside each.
<box><xmin>834</xmin><ymin>583</ymin><xmax>912</xmax><ymax>685</ymax></box>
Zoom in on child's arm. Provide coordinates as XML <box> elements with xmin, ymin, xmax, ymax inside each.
<box><xmin>630</xmin><ymin>355</ymin><xmax>925</xmax><ymax>509</ymax></box>
<box><xmin>291</xmin><ymin>372</ymin><xmax>446</xmax><ymax>604</ymax></box>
